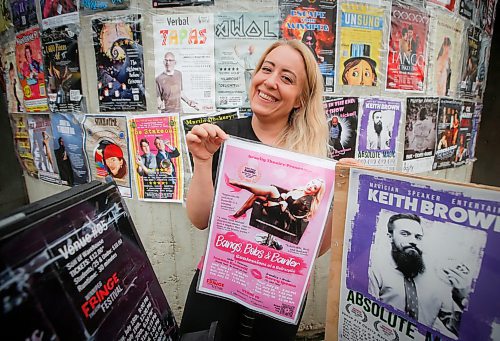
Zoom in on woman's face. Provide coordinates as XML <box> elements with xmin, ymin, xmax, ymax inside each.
<box><xmin>250</xmin><ymin>45</ymin><xmax>306</xmax><ymax>124</ymax></box>
<box><xmin>305</xmin><ymin>179</ymin><xmax>322</xmax><ymax>195</ymax></box>
<box><xmin>105</xmin><ymin>156</ymin><xmax>123</xmax><ymax>176</ymax></box>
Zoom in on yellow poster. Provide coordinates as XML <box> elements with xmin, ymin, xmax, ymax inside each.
<box><xmin>338</xmin><ymin>2</ymin><xmax>385</xmax><ymax>87</ymax></box>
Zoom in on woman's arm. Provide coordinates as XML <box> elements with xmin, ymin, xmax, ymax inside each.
<box><xmin>185</xmin><ymin>124</ymin><xmax>228</xmax><ymax>229</ymax></box>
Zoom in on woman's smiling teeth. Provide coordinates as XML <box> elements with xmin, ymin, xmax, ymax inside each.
<box><xmin>259</xmin><ymin>91</ymin><xmax>277</xmax><ymax>102</ymax></box>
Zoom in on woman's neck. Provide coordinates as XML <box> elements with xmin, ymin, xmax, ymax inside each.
<box><xmin>251</xmin><ymin>115</ymin><xmax>288</xmax><ymax>146</ymax></box>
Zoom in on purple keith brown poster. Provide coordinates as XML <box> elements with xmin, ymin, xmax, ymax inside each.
<box><xmin>338</xmin><ymin>168</ymin><xmax>499</xmax><ymax>341</ymax></box>
<box><xmin>357</xmin><ymin>98</ymin><xmax>402</xmax><ymax>170</ymax></box>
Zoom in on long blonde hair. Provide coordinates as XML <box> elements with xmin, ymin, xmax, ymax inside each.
<box><xmin>251</xmin><ymin>40</ymin><xmax>328</xmax><ymax>158</ymax></box>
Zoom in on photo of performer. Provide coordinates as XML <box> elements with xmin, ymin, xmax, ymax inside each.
<box><xmin>399</xmin><ymin>27</ymin><xmax>411</xmax><ymax>67</ymax></box>
<box><xmin>136</xmin><ymin>138</ymin><xmax>157</xmax><ymax>177</ymax></box>
<box><xmin>7</xmin><ymin>62</ymin><xmax>23</xmax><ymax>112</ymax></box>
<box><xmin>156</xmin><ymin>52</ymin><xmax>199</xmax><ymax>113</ymax></box>
<box><xmin>367</xmin><ymin>110</ymin><xmax>393</xmax><ymax>150</ymax></box>
<box><xmin>21</xmin><ymin>44</ymin><xmax>42</xmax><ymax>86</ymax></box>
<box><xmin>437</xmin><ymin>130</ymin><xmax>449</xmax><ymax>150</ymax></box>
<box><xmin>462</xmin><ymin>54</ymin><xmax>478</xmax><ymax>93</ymax></box>
<box><xmin>369</xmin><ymin>212</ymin><xmax>484</xmax><ymax>339</ymax></box>
<box><xmin>407</xmin><ymin>25</ymin><xmax>418</xmax><ymax>56</ymax></box>
<box><xmin>234</xmin><ymin>44</ymin><xmax>259</xmax><ymax>103</ymax></box>
<box><xmin>455</xmin><ymin>134</ymin><xmax>468</xmax><ymax>162</ymax></box>
<box><xmin>154</xmin><ymin>136</ymin><xmax>179</xmax><ymax>179</ymax></box>
<box><xmin>301</xmin><ymin>30</ymin><xmax>324</xmax><ymax>64</ymax></box>
<box><xmin>226</xmin><ymin>176</ymin><xmax>325</xmax><ymax>244</ymax></box>
<box><xmin>408</xmin><ymin>108</ymin><xmax>435</xmax><ymax>152</ymax></box>
<box><xmin>329</xmin><ymin>116</ymin><xmax>343</xmax><ymax>152</ymax></box>
<box><xmin>450</xmin><ymin>112</ymin><xmax>460</xmax><ymax>145</ymax></box>
<box><xmin>102</xmin><ymin>143</ymin><xmax>127</xmax><ymax>179</ymax></box>
<box><xmin>41</xmin><ymin>131</ymin><xmax>55</xmax><ymax>173</ymax></box>
<box><xmin>55</xmin><ymin>137</ymin><xmax>74</xmax><ymax>186</ymax></box>
<box><xmin>435</xmin><ymin>37</ymin><xmax>452</xmax><ymax>96</ymax></box>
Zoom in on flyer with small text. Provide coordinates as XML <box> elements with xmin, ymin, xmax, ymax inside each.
<box><xmin>198</xmin><ymin>137</ymin><xmax>335</xmax><ymax>324</ymax></box>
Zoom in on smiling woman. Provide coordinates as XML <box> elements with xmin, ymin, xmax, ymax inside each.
<box><xmin>181</xmin><ymin>40</ymin><xmax>331</xmax><ymax>340</ymax></box>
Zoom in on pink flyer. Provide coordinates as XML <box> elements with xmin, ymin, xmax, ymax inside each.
<box><xmin>198</xmin><ymin>137</ymin><xmax>336</xmax><ymax>324</ymax></box>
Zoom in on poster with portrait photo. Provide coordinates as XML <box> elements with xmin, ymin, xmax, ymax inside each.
<box><xmin>9</xmin><ymin>112</ymin><xmax>38</xmax><ymax>177</ymax></box>
<box><xmin>337</xmin><ymin>168</ymin><xmax>499</xmax><ymax>341</ymax></box>
<box><xmin>403</xmin><ymin>97</ymin><xmax>438</xmax><ymax>174</ymax></box>
<box><xmin>475</xmin><ymin>33</ymin><xmax>491</xmax><ymax>100</ymax></box>
<box><xmin>83</xmin><ymin>114</ymin><xmax>132</xmax><ymax>198</ymax></box>
<box><xmin>42</xmin><ymin>25</ymin><xmax>82</xmax><ymax>113</ymax></box>
<box><xmin>40</xmin><ymin>0</ymin><xmax>78</xmax><ymax>29</ymax></box>
<box><xmin>279</xmin><ymin>0</ymin><xmax>336</xmax><ymax>93</ymax></box>
<box><xmin>15</xmin><ymin>27</ymin><xmax>49</xmax><ymax>112</ymax></box>
<box><xmin>459</xmin><ymin>25</ymin><xmax>481</xmax><ymax>99</ymax></box>
<box><xmin>27</xmin><ymin>113</ymin><xmax>61</xmax><ymax>184</ymax></box>
<box><xmin>128</xmin><ymin>114</ymin><xmax>184</xmax><ymax>202</ymax></box>
<box><xmin>427</xmin><ymin>12</ymin><xmax>465</xmax><ymax>98</ymax></box>
<box><xmin>453</xmin><ymin>101</ymin><xmax>474</xmax><ymax>167</ymax></box>
<box><xmin>181</xmin><ymin>108</ymin><xmax>239</xmax><ymax>176</ymax></box>
<box><xmin>198</xmin><ymin>137</ymin><xmax>335</xmax><ymax>324</ymax></box>
<box><xmin>434</xmin><ymin>98</ymin><xmax>462</xmax><ymax>170</ymax></box>
<box><xmin>50</xmin><ymin>112</ymin><xmax>89</xmax><ymax>186</ymax></box>
<box><xmin>152</xmin><ymin>13</ymin><xmax>215</xmax><ymax>114</ymax></box>
<box><xmin>357</xmin><ymin>97</ymin><xmax>402</xmax><ymax>170</ymax></box>
<box><xmin>1</xmin><ymin>39</ymin><xmax>24</xmax><ymax>113</ymax></box>
<box><xmin>468</xmin><ymin>103</ymin><xmax>482</xmax><ymax>161</ymax></box>
<box><xmin>9</xmin><ymin>0</ymin><xmax>36</xmax><ymax>32</ymax></box>
<box><xmin>386</xmin><ymin>3</ymin><xmax>429</xmax><ymax>92</ymax></box>
<box><xmin>215</xmin><ymin>12</ymin><xmax>279</xmax><ymax>109</ymax></box>
<box><xmin>338</xmin><ymin>2</ymin><xmax>385</xmax><ymax>89</ymax></box>
<box><xmin>92</xmin><ymin>15</ymin><xmax>146</xmax><ymax>112</ymax></box>
<box><xmin>323</xmin><ymin>96</ymin><xmax>358</xmax><ymax>160</ymax></box>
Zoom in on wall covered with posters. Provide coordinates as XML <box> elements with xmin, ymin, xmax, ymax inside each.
<box><xmin>0</xmin><ymin>0</ymin><xmax>495</xmax><ymax>331</ymax></box>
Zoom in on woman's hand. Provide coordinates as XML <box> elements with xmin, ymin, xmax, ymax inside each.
<box><xmin>186</xmin><ymin>123</ymin><xmax>229</xmax><ymax>162</ymax></box>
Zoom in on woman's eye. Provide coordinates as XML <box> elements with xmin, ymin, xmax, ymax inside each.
<box><xmin>352</xmin><ymin>71</ymin><xmax>359</xmax><ymax>77</ymax></box>
<box><xmin>364</xmin><ymin>71</ymin><xmax>371</xmax><ymax>77</ymax></box>
<box><xmin>282</xmin><ymin>75</ymin><xmax>293</xmax><ymax>84</ymax></box>
<box><xmin>261</xmin><ymin>66</ymin><xmax>272</xmax><ymax>73</ymax></box>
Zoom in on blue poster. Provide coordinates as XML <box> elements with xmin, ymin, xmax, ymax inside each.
<box><xmin>51</xmin><ymin>112</ymin><xmax>89</xmax><ymax>186</ymax></box>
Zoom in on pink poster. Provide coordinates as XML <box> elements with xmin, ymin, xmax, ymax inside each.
<box><xmin>128</xmin><ymin>114</ymin><xmax>184</xmax><ymax>202</ymax></box>
<box><xmin>198</xmin><ymin>138</ymin><xmax>336</xmax><ymax>323</ymax></box>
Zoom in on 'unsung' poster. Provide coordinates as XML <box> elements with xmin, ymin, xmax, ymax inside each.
<box><xmin>92</xmin><ymin>15</ymin><xmax>146</xmax><ymax>112</ymax></box>
<box><xmin>338</xmin><ymin>2</ymin><xmax>385</xmax><ymax>88</ymax></box>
